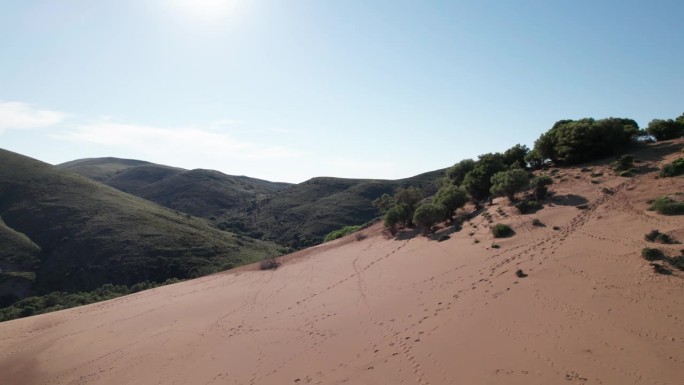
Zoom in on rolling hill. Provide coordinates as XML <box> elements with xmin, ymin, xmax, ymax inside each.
<box><xmin>0</xmin><ymin>149</ymin><xmax>280</xmax><ymax>309</ymax></box>
<box><xmin>58</xmin><ymin>158</ymin><xmax>445</xmax><ymax>246</ymax></box>
<box><xmin>1</xmin><ymin>140</ymin><xmax>682</xmax><ymax>384</ymax></box>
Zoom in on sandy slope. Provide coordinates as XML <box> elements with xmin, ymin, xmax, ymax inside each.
<box><xmin>1</xmin><ymin>144</ymin><xmax>684</xmax><ymax>385</ymax></box>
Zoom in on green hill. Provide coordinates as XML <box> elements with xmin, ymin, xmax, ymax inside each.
<box><xmin>59</xmin><ymin>157</ymin><xmax>444</xmax><ymax>247</ymax></box>
<box><xmin>0</xmin><ymin>149</ymin><xmax>280</xmax><ymax>304</ymax></box>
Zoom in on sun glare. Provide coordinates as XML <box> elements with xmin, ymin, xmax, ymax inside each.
<box><xmin>169</xmin><ymin>0</ymin><xmax>240</xmax><ymax>22</ymax></box>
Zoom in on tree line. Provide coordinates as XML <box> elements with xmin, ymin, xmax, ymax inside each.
<box><xmin>375</xmin><ymin>112</ymin><xmax>683</xmax><ymax>235</ymax></box>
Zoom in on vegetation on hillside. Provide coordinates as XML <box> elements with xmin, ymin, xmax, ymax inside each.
<box><xmin>647</xmin><ymin>114</ymin><xmax>684</xmax><ymax>141</ymax></box>
<box><xmin>532</xmin><ymin>117</ymin><xmax>639</xmax><ymax>164</ymax></box>
<box><xmin>0</xmin><ymin>149</ymin><xmax>280</xmax><ymax>320</ymax></box>
<box><xmin>324</xmin><ymin>225</ymin><xmax>363</xmax><ymax>242</ymax></box>
<box><xmin>648</xmin><ymin>196</ymin><xmax>684</xmax><ymax>215</ymax></box>
<box><xmin>660</xmin><ymin>158</ymin><xmax>684</xmax><ymax>177</ymax></box>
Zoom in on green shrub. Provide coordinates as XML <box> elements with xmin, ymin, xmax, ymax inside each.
<box><xmin>324</xmin><ymin>225</ymin><xmax>363</xmax><ymax>242</ymax></box>
<box><xmin>492</xmin><ymin>223</ymin><xmax>514</xmax><ymax>238</ymax></box>
<box><xmin>619</xmin><ymin>170</ymin><xmax>634</xmax><ymax>177</ymax></box>
<box><xmin>515</xmin><ymin>200</ymin><xmax>543</xmax><ymax>214</ymax></box>
<box><xmin>656</xmin><ymin>234</ymin><xmax>673</xmax><ymax>244</ymax></box>
<box><xmin>532</xmin><ymin>218</ymin><xmax>544</xmax><ymax>227</ymax></box>
<box><xmin>669</xmin><ymin>255</ymin><xmax>684</xmax><ymax>271</ymax></box>
<box><xmin>611</xmin><ymin>155</ymin><xmax>635</xmax><ymax>172</ymax></box>
<box><xmin>642</xmin><ymin>248</ymin><xmax>665</xmax><ymax>261</ymax></box>
<box><xmin>645</xmin><ymin>230</ymin><xmax>660</xmax><ymax>242</ymax></box>
<box><xmin>491</xmin><ymin>243</ymin><xmax>500</xmax><ymax>249</ymax></box>
<box><xmin>649</xmin><ymin>197</ymin><xmax>684</xmax><ymax>215</ymax></box>
<box><xmin>660</xmin><ymin>158</ymin><xmax>684</xmax><ymax>177</ymax></box>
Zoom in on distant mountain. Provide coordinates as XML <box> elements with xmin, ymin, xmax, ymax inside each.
<box><xmin>231</xmin><ymin>172</ymin><xmax>444</xmax><ymax>246</ymax></box>
<box><xmin>59</xmin><ymin>157</ymin><xmax>445</xmax><ymax>247</ymax></box>
<box><xmin>0</xmin><ymin>149</ymin><xmax>280</xmax><ymax>304</ymax></box>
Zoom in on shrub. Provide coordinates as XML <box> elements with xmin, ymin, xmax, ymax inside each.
<box><xmin>492</xmin><ymin>223</ymin><xmax>514</xmax><ymax>238</ymax></box>
<box><xmin>647</xmin><ymin>118</ymin><xmax>683</xmax><ymax>141</ymax></box>
<box><xmin>552</xmin><ymin>226</ymin><xmax>561</xmax><ymax>230</ymax></box>
<box><xmin>651</xmin><ymin>263</ymin><xmax>673</xmax><ymax>275</ymax></box>
<box><xmin>532</xmin><ymin>218</ymin><xmax>544</xmax><ymax>227</ymax></box>
<box><xmin>669</xmin><ymin>255</ymin><xmax>684</xmax><ymax>271</ymax></box>
<box><xmin>515</xmin><ymin>200</ymin><xmax>543</xmax><ymax>214</ymax></box>
<box><xmin>619</xmin><ymin>170</ymin><xmax>634</xmax><ymax>177</ymax></box>
<box><xmin>434</xmin><ymin>185</ymin><xmax>469</xmax><ymax>221</ymax></box>
<box><xmin>259</xmin><ymin>258</ymin><xmax>280</xmax><ymax>270</ymax></box>
<box><xmin>531</xmin><ymin>175</ymin><xmax>553</xmax><ymax>200</ymax></box>
<box><xmin>413</xmin><ymin>203</ymin><xmax>447</xmax><ymax>234</ymax></box>
<box><xmin>490</xmin><ymin>169</ymin><xmax>529</xmax><ymax>201</ymax></box>
<box><xmin>660</xmin><ymin>158</ymin><xmax>684</xmax><ymax>177</ymax></box>
<box><xmin>324</xmin><ymin>225</ymin><xmax>363</xmax><ymax>242</ymax></box>
<box><xmin>611</xmin><ymin>155</ymin><xmax>635</xmax><ymax>172</ymax></box>
<box><xmin>491</xmin><ymin>243</ymin><xmax>500</xmax><ymax>249</ymax></box>
<box><xmin>649</xmin><ymin>196</ymin><xmax>684</xmax><ymax>215</ymax></box>
<box><xmin>642</xmin><ymin>248</ymin><xmax>664</xmax><ymax>261</ymax></box>
<box><xmin>656</xmin><ymin>233</ymin><xmax>675</xmax><ymax>244</ymax></box>
<box><xmin>644</xmin><ymin>230</ymin><xmax>676</xmax><ymax>244</ymax></box>
<box><xmin>645</xmin><ymin>230</ymin><xmax>661</xmax><ymax>242</ymax></box>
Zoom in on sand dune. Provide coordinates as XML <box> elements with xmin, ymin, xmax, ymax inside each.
<box><xmin>2</xmin><ymin>145</ymin><xmax>683</xmax><ymax>385</ymax></box>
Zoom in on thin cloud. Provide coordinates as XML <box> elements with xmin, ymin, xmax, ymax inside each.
<box><xmin>0</xmin><ymin>101</ymin><xmax>69</xmax><ymax>133</ymax></box>
<box><xmin>55</xmin><ymin>121</ymin><xmax>301</xmax><ymax>160</ymax></box>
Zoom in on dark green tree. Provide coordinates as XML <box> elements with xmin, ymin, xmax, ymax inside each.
<box><xmin>647</xmin><ymin>119</ymin><xmax>683</xmax><ymax>141</ymax></box>
<box><xmin>533</xmin><ymin>117</ymin><xmax>638</xmax><ymax>165</ymax></box>
<box><xmin>394</xmin><ymin>186</ymin><xmax>423</xmax><ymax>227</ymax></box>
<box><xmin>413</xmin><ymin>203</ymin><xmax>446</xmax><ymax>234</ymax></box>
<box><xmin>462</xmin><ymin>153</ymin><xmax>506</xmax><ymax>202</ymax></box>
<box><xmin>445</xmin><ymin>159</ymin><xmax>476</xmax><ymax>186</ymax></box>
<box><xmin>372</xmin><ymin>193</ymin><xmax>396</xmax><ymax>213</ymax></box>
<box><xmin>384</xmin><ymin>205</ymin><xmax>407</xmax><ymax>235</ymax></box>
<box><xmin>530</xmin><ymin>175</ymin><xmax>553</xmax><ymax>200</ymax></box>
<box><xmin>503</xmin><ymin>144</ymin><xmax>530</xmax><ymax>168</ymax></box>
<box><xmin>490</xmin><ymin>169</ymin><xmax>529</xmax><ymax>202</ymax></box>
<box><xmin>524</xmin><ymin>149</ymin><xmax>544</xmax><ymax>169</ymax></box>
<box><xmin>434</xmin><ymin>185</ymin><xmax>468</xmax><ymax>221</ymax></box>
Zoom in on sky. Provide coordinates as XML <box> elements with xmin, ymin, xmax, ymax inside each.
<box><xmin>1</xmin><ymin>0</ymin><xmax>682</xmax><ymax>183</ymax></box>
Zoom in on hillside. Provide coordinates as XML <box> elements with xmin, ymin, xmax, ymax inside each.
<box><xmin>59</xmin><ymin>157</ymin><xmax>444</xmax><ymax>246</ymax></box>
<box><xmin>1</xmin><ymin>140</ymin><xmax>682</xmax><ymax>384</ymax></box>
<box><xmin>0</xmin><ymin>149</ymin><xmax>280</xmax><ymax>308</ymax></box>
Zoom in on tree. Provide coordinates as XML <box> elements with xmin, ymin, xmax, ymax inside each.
<box><xmin>490</xmin><ymin>169</ymin><xmax>529</xmax><ymax>202</ymax></box>
<box><xmin>462</xmin><ymin>153</ymin><xmax>506</xmax><ymax>202</ymax></box>
<box><xmin>530</xmin><ymin>175</ymin><xmax>553</xmax><ymax>200</ymax></box>
<box><xmin>524</xmin><ymin>149</ymin><xmax>544</xmax><ymax>169</ymax></box>
<box><xmin>384</xmin><ymin>205</ymin><xmax>407</xmax><ymax>235</ymax></box>
<box><xmin>445</xmin><ymin>159</ymin><xmax>475</xmax><ymax>186</ymax></box>
<box><xmin>413</xmin><ymin>203</ymin><xmax>446</xmax><ymax>234</ymax></box>
<box><xmin>434</xmin><ymin>185</ymin><xmax>468</xmax><ymax>221</ymax></box>
<box><xmin>394</xmin><ymin>186</ymin><xmax>423</xmax><ymax>227</ymax></box>
<box><xmin>647</xmin><ymin>119</ymin><xmax>683</xmax><ymax>141</ymax></box>
<box><xmin>503</xmin><ymin>144</ymin><xmax>530</xmax><ymax>168</ymax></box>
<box><xmin>372</xmin><ymin>193</ymin><xmax>395</xmax><ymax>213</ymax></box>
<box><xmin>533</xmin><ymin>117</ymin><xmax>639</xmax><ymax>165</ymax></box>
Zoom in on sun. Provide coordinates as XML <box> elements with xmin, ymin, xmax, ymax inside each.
<box><xmin>169</xmin><ymin>0</ymin><xmax>240</xmax><ymax>22</ymax></box>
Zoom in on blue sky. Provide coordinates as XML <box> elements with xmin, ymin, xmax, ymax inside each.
<box><xmin>1</xmin><ymin>0</ymin><xmax>682</xmax><ymax>183</ymax></box>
